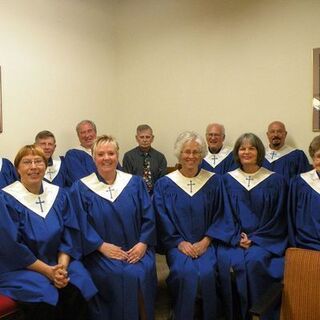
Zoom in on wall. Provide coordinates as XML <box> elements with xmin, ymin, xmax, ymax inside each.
<box><xmin>1</xmin><ymin>0</ymin><xmax>320</xmax><ymax>165</ymax></box>
<box><xmin>115</xmin><ymin>0</ymin><xmax>320</xmax><ymax>164</ymax></box>
<box><xmin>0</xmin><ymin>0</ymin><xmax>116</xmax><ymax>160</ymax></box>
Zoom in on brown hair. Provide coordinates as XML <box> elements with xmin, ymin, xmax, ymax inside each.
<box><xmin>14</xmin><ymin>144</ymin><xmax>48</xmax><ymax>168</ymax></box>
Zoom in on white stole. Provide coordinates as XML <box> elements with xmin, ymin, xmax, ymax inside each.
<box><xmin>45</xmin><ymin>157</ymin><xmax>62</xmax><ymax>182</ymax></box>
<box><xmin>300</xmin><ymin>169</ymin><xmax>320</xmax><ymax>194</ymax></box>
<box><xmin>264</xmin><ymin>145</ymin><xmax>295</xmax><ymax>163</ymax></box>
<box><xmin>203</xmin><ymin>145</ymin><xmax>232</xmax><ymax>168</ymax></box>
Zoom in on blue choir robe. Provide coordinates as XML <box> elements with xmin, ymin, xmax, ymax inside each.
<box><xmin>201</xmin><ymin>145</ymin><xmax>238</xmax><ymax>174</ymax></box>
<box><xmin>0</xmin><ymin>157</ymin><xmax>18</xmax><ymax>188</ymax></box>
<box><xmin>217</xmin><ymin>168</ymin><xmax>288</xmax><ymax>320</ymax></box>
<box><xmin>65</xmin><ymin>146</ymin><xmax>96</xmax><ymax>185</ymax></box>
<box><xmin>153</xmin><ymin>169</ymin><xmax>239</xmax><ymax>320</ymax></box>
<box><xmin>43</xmin><ymin>156</ymin><xmax>68</xmax><ymax>188</ymax></box>
<box><xmin>70</xmin><ymin>171</ymin><xmax>157</xmax><ymax>320</ymax></box>
<box><xmin>262</xmin><ymin>145</ymin><xmax>311</xmax><ymax>182</ymax></box>
<box><xmin>0</xmin><ymin>181</ymin><xmax>97</xmax><ymax>305</ymax></box>
<box><xmin>288</xmin><ymin>169</ymin><xmax>320</xmax><ymax>249</ymax></box>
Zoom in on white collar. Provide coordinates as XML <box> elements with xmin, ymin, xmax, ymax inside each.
<box><xmin>3</xmin><ymin>181</ymin><xmax>59</xmax><ymax>218</ymax></box>
<box><xmin>300</xmin><ymin>169</ymin><xmax>320</xmax><ymax>194</ymax></box>
<box><xmin>228</xmin><ymin>167</ymin><xmax>273</xmax><ymax>191</ymax></box>
<box><xmin>166</xmin><ymin>169</ymin><xmax>214</xmax><ymax>196</ymax></box>
<box><xmin>75</xmin><ymin>145</ymin><xmax>92</xmax><ymax>156</ymax></box>
<box><xmin>265</xmin><ymin>145</ymin><xmax>295</xmax><ymax>163</ymax></box>
<box><xmin>0</xmin><ymin>157</ymin><xmax>2</xmax><ymax>171</ymax></box>
<box><xmin>203</xmin><ymin>145</ymin><xmax>232</xmax><ymax>168</ymax></box>
<box><xmin>45</xmin><ymin>157</ymin><xmax>62</xmax><ymax>182</ymax></box>
<box><xmin>81</xmin><ymin>170</ymin><xmax>132</xmax><ymax>202</ymax></box>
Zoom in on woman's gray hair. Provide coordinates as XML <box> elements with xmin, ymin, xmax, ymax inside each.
<box><xmin>174</xmin><ymin>131</ymin><xmax>207</xmax><ymax>160</ymax></box>
<box><xmin>233</xmin><ymin>133</ymin><xmax>265</xmax><ymax>167</ymax></box>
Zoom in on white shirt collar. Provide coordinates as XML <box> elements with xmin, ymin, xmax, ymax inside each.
<box><xmin>81</xmin><ymin>170</ymin><xmax>132</xmax><ymax>202</ymax></box>
<box><xmin>3</xmin><ymin>181</ymin><xmax>59</xmax><ymax>218</ymax></box>
<box><xmin>166</xmin><ymin>169</ymin><xmax>214</xmax><ymax>196</ymax></box>
<box><xmin>228</xmin><ymin>167</ymin><xmax>274</xmax><ymax>191</ymax></box>
<box><xmin>300</xmin><ymin>169</ymin><xmax>320</xmax><ymax>194</ymax></box>
<box><xmin>203</xmin><ymin>145</ymin><xmax>232</xmax><ymax>168</ymax></box>
<box><xmin>265</xmin><ymin>145</ymin><xmax>295</xmax><ymax>163</ymax></box>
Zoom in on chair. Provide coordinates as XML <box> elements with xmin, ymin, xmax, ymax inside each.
<box><xmin>250</xmin><ymin>247</ymin><xmax>320</xmax><ymax>320</ymax></box>
<box><xmin>0</xmin><ymin>295</ymin><xmax>21</xmax><ymax>320</ymax></box>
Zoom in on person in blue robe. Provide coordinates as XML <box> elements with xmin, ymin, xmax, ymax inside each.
<box><xmin>262</xmin><ymin>121</ymin><xmax>310</xmax><ymax>182</ymax></box>
<box><xmin>70</xmin><ymin>135</ymin><xmax>157</xmax><ymax>320</ymax></box>
<box><xmin>35</xmin><ymin>130</ymin><xmax>68</xmax><ymax>188</ymax></box>
<box><xmin>201</xmin><ymin>123</ymin><xmax>237</xmax><ymax>174</ymax></box>
<box><xmin>153</xmin><ymin>131</ymin><xmax>239</xmax><ymax>320</ymax></box>
<box><xmin>0</xmin><ymin>145</ymin><xmax>97</xmax><ymax>320</ymax></box>
<box><xmin>0</xmin><ymin>157</ymin><xmax>18</xmax><ymax>188</ymax></box>
<box><xmin>217</xmin><ymin>133</ymin><xmax>288</xmax><ymax>320</ymax></box>
<box><xmin>288</xmin><ymin>135</ymin><xmax>320</xmax><ymax>249</ymax></box>
<box><xmin>65</xmin><ymin>120</ymin><xmax>97</xmax><ymax>185</ymax></box>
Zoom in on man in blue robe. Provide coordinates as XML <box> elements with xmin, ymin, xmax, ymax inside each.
<box><xmin>262</xmin><ymin>121</ymin><xmax>310</xmax><ymax>182</ymax></box>
<box><xmin>217</xmin><ymin>168</ymin><xmax>287</xmax><ymax>320</ymax></box>
<box><xmin>64</xmin><ymin>120</ymin><xmax>97</xmax><ymax>185</ymax></box>
<box><xmin>201</xmin><ymin>123</ymin><xmax>237</xmax><ymax>174</ymax></box>
<box><xmin>70</xmin><ymin>170</ymin><xmax>157</xmax><ymax>320</ymax></box>
<box><xmin>0</xmin><ymin>181</ymin><xmax>97</xmax><ymax>319</ymax></box>
<box><xmin>0</xmin><ymin>157</ymin><xmax>17</xmax><ymax>188</ymax></box>
<box><xmin>35</xmin><ymin>130</ymin><xmax>68</xmax><ymax>188</ymax></box>
<box><xmin>154</xmin><ymin>169</ymin><xmax>239</xmax><ymax>320</ymax></box>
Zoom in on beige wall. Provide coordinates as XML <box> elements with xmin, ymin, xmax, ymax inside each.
<box><xmin>1</xmin><ymin>0</ymin><xmax>320</xmax><ymax>165</ymax></box>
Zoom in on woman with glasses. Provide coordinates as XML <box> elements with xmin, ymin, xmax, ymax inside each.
<box><xmin>153</xmin><ymin>131</ymin><xmax>239</xmax><ymax>320</ymax></box>
<box><xmin>288</xmin><ymin>135</ymin><xmax>320</xmax><ymax>250</ymax></box>
<box><xmin>0</xmin><ymin>145</ymin><xmax>97</xmax><ymax>320</ymax></box>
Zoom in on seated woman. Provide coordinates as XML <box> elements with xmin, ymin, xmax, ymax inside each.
<box><xmin>0</xmin><ymin>145</ymin><xmax>97</xmax><ymax>320</ymax></box>
<box><xmin>0</xmin><ymin>156</ymin><xmax>18</xmax><ymax>188</ymax></box>
<box><xmin>153</xmin><ymin>131</ymin><xmax>239</xmax><ymax>320</ymax></box>
<box><xmin>288</xmin><ymin>135</ymin><xmax>320</xmax><ymax>249</ymax></box>
<box><xmin>70</xmin><ymin>135</ymin><xmax>157</xmax><ymax>320</ymax></box>
<box><xmin>217</xmin><ymin>133</ymin><xmax>287</xmax><ymax>320</ymax></box>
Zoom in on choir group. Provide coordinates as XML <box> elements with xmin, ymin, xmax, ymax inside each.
<box><xmin>0</xmin><ymin>118</ymin><xmax>319</xmax><ymax>320</ymax></box>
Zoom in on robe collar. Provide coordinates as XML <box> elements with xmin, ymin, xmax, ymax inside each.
<box><xmin>228</xmin><ymin>167</ymin><xmax>273</xmax><ymax>191</ymax></box>
<box><xmin>3</xmin><ymin>180</ymin><xmax>59</xmax><ymax>218</ymax></box>
<box><xmin>203</xmin><ymin>145</ymin><xmax>232</xmax><ymax>168</ymax></box>
<box><xmin>80</xmin><ymin>170</ymin><xmax>132</xmax><ymax>202</ymax></box>
<box><xmin>0</xmin><ymin>157</ymin><xmax>2</xmax><ymax>171</ymax></box>
<box><xmin>74</xmin><ymin>145</ymin><xmax>92</xmax><ymax>156</ymax></box>
<box><xmin>166</xmin><ymin>169</ymin><xmax>214</xmax><ymax>196</ymax></box>
<box><xmin>44</xmin><ymin>156</ymin><xmax>61</xmax><ymax>182</ymax></box>
<box><xmin>300</xmin><ymin>169</ymin><xmax>320</xmax><ymax>194</ymax></box>
<box><xmin>264</xmin><ymin>144</ymin><xmax>295</xmax><ymax>163</ymax></box>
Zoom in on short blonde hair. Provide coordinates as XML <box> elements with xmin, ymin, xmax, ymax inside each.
<box><xmin>92</xmin><ymin>135</ymin><xmax>119</xmax><ymax>158</ymax></box>
<box><xmin>14</xmin><ymin>144</ymin><xmax>48</xmax><ymax>169</ymax></box>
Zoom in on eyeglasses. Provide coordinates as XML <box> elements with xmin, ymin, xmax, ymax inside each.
<box><xmin>20</xmin><ymin>159</ymin><xmax>45</xmax><ymax>167</ymax></box>
<box><xmin>206</xmin><ymin>133</ymin><xmax>222</xmax><ymax>138</ymax></box>
<box><xmin>181</xmin><ymin>150</ymin><xmax>202</xmax><ymax>157</ymax></box>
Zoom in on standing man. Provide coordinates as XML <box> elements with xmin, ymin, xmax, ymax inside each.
<box><xmin>201</xmin><ymin>123</ymin><xmax>237</xmax><ymax>174</ymax></box>
<box><xmin>65</xmin><ymin>120</ymin><xmax>97</xmax><ymax>185</ymax></box>
<box><xmin>122</xmin><ymin>124</ymin><xmax>167</xmax><ymax>194</ymax></box>
<box><xmin>35</xmin><ymin>130</ymin><xmax>68</xmax><ymax>187</ymax></box>
<box><xmin>263</xmin><ymin>121</ymin><xmax>310</xmax><ymax>182</ymax></box>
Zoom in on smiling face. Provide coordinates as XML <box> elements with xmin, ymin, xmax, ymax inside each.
<box><xmin>238</xmin><ymin>140</ymin><xmax>258</xmax><ymax>167</ymax></box>
<box><xmin>94</xmin><ymin>142</ymin><xmax>118</xmax><ymax>179</ymax></box>
<box><xmin>206</xmin><ymin>124</ymin><xmax>225</xmax><ymax>153</ymax></box>
<box><xmin>312</xmin><ymin>149</ymin><xmax>320</xmax><ymax>172</ymax></box>
<box><xmin>267</xmin><ymin>122</ymin><xmax>287</xmax><ymax>150</ymax></box>
<box><xmin>77</xmin><ymin>122</ymin><xmax>97</xmax><ymax>149</ymax></box>
<box><xmin>17</xmin><ymin>154</ymin><xmax>46</xmax><ymax>190</ymax></box>
<box><xmin>36</xmin><ymin>137</ymin><xmax>56</xmax><ymax>160</ymax></box>
<box><xmin>179</xmin><ymin>140</ymin><xmax>202</xmax><ymax>172</ymax></box>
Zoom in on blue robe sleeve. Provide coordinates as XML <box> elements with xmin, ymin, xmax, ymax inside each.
<box><xmin>136</xmin><ymin>177</ymin><xmax>156</xmax><ymax>245</ymax></box>
<box><xmin>249</xmin><ymin>175</ymin><xmax>288</xmax><ymax>256</ymax></box>
<box><xmin>0</xmin><ymin>195</ymin><xmax>37</xmax><ymax>272</ymax></box>
<box><xmin>153</xmin><ymin>178</ymin><xmax>185</xmax><ymax>250</ymax></box>
<box><xmin>204</xmin><ymin>175</ymin><xmax>240</xmax><ymax>246</ymax></box>
<box><xmin>69</xmin><ymin>182</ymin><xmax>104</xmax><ymax>256</ymax></box>
<box><xmin>0</xmin><ymin>159</ymin><xmax>18</xmax><ymax>188</ymax></box>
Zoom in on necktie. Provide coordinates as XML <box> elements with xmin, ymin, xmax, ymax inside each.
<box><xmin>143</xmin><ymin>153</ymin><xmax>153</xmax><ymax>192</ymax></box>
